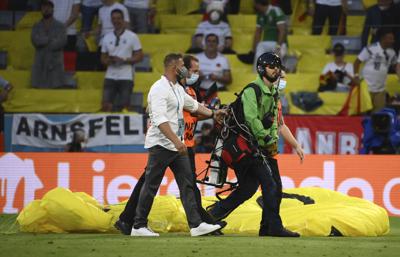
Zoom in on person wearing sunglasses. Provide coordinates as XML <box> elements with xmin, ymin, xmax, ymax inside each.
<box><xmin>207</xmin><ymin>52</ymin><xmax>303</xmax><ymax>237</ymax></box>
<box><xmin>100</xmin><ymin>8</ymin><xmax>143</xmax><ymax>112</ymax></box>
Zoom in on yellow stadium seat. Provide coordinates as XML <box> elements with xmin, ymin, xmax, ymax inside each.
<box><xmin>156</xmin><ymin>0</ymin><xmax>175</xmax><ymax>14</ymax></box>
<box><xmin>175</xmin><ymin>0</ymin><xmax>202</xmax><ymax>15</ymax></box>
<box><xmin>347</xmin><ymin>15</ymin><xmax>365</xmax><ymax>36</ymax></box>
<box><xmin>297</xmin><ymin>54</ymin><xmax>358</xmax><ymax>74</ymax></box>
<box><xmin>232</xmin><ymin>33</ymin><xmax>252</xmax><ymax>53</ymax></box>
<box><xmin>0</xmin><ymin>31</ymin><xmax>15</xmax><ymax>51</ymax></box>
<box><xmin>386</xmin><ymin>75</ymin><xmax>400</xmax><ymax>97</ymax></box>
<box><xmin>16</xmin><ymin>12</ymin><xmax>41</xmax><ymax>30</ymax></box>
<box><xmin>134</xmin><ymin>72</ymin><xmax>161</xmax><ymax>106</ymax></box>
<box><xmin>288</xmin><ymin>35</ymin><xmax>330</xmax><ymax>56</ymax></box>
<box><xmin>75</xmin><ymin>72</ymin><xmax>105</xmax><ymax>90</ymax></box>
<box><xmin>0</xmin><ymin>70</ymin><xmax>31</xmax><ymax>88</ymax></box>
<box><xmin>228</xmin><ymin>15</ymin><xmax>256</xmax><ymax>35</ymax></box>
<box><xmin>3</xmin><ymin>89</ymin><xmax>102</xmax><ymax>113</ymax></box>
<box><xmin>225</xmin><ymin>54</ymin><xmax>253</xmax><ymax>73</ymax></box>
<box><xmin>239</xmin><ymin>0</ymin><xmax>254</xmax><ymax>14</ymax></box>
<box><xmin>285</xmin><ymin>73</ymin><xmax>319</xmax><ymax>92</ymax></box>
<box><xmin>8</xmin><ymin>31</ymin><xmax>34</xmax><ymax>70</ymax></box>
<box><xmin>159</xmin><ymin>15</ymin><xmax>202</xmax><ymax>34</ymax></box>
<box><xmin>230</xmin><ymin>72</ymin><xmax>258</xmax><ymax>92</ymax></box>
<box><xmin>362</xmin><ymin>0</ymin><xmax>375</xmax><ymax>9</ymax></box>
<box><xmin>138</xmin><ymin>34</ymin><xmax>192</xmax><ymax>54</ymax></box>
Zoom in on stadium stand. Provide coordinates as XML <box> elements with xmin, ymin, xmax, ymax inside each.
<box><xmin>0</xmin><ymin>0</ymin><xmax>398</xmax><ymax>116</ymax></box>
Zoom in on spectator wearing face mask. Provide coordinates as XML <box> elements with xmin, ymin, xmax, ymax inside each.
<box><xmin>192</xmin><ymin>1</ymin><xmax>234</xmax><ymax>54</ymax></box>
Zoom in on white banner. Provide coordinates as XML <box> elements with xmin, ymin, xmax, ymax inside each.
<box><xmin>11</xmin><ymin>114</ymin><xmax>145</xmax><ymax>148</ymax></box>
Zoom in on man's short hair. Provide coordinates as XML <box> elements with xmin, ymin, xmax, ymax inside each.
<box><xmin>164</xmin><ymin>53</ymin><xmax>183</xmax><ymax>67</ymax></box>
<box><xmin>377</xmin><ymin>27</ymin><xmax>394</xmax><ymax>40</ymax></box>
<box><xmin>255</xmin><ymin>0</ymin><xmax>269</xmax><ymax>6</ymax></box>
<box><xmin>183</xmin><ymin>55</ymin><xmax>199</xmax><ymax>69</ymax></box>
<box><xmin>41</xmin><ymin>0</ymin><xmax>54</xmax><ymax>8</ymax></box>
<box><xmin>205</xmin><ymin>33</ymin><xmax>219</xmax><ymax>44</ymax></box>
<box><xmin>111</xmin><ymin>9</ymin><xmax>124</xmax><ymax>18</ymax></box>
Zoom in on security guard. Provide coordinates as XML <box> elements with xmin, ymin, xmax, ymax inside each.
<box><xmin>209</xmin><ymin>52</ymin><xmax>302</xmax><ymax>237</ymax></box>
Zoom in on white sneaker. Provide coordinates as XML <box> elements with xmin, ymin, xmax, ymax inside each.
<box><xmin>131</xmin><ymin>227</ymin><xmax>159</xmax><ymax>237</ymax></box>
<box><xmin>190</xmin><ymin>222</ymin><xmax>221</xmax><ymax>237</ymax></box>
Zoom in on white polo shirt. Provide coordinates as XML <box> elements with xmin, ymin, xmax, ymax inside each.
<box><xmin>124</xmin><ymin>0</ymin><xmax>150</xmax><ymax>9</ymax></box>
<box><xmin>101</xmin><ymin>30</ymin><xmax>142</xmax><ymax>80</ymax></box>
<box><xmin>195</xmin><ymin>21</ymin><xmax>232</xmax><ymax>49</ymax></box>
<box><xmin>98</xmin><ymin>2</ymin><xmax>130</xmax><ymax>42</ymax></box>
<box><xmin>322</xmin><ymin>62</ymin><xmax>354</xmax><ymax>89</ymax></box>
<box><xmin>196</xmin><ymin>52</ymin><xmax>230</xmax><ymax>90</ymax></box>
<box><xmin>145</xmin><ymin>76</ymin><xmax>199</xmax><ymax>151</ymax></box>
<box><xmin>358</xmin><ymin>42</ymin><xmax>397</xmax><ymax>92</ymax></box>
<box><xmin>51</xmin><ymin>0</ymin><xmax>80</xmax><ymax>35</ymax></box>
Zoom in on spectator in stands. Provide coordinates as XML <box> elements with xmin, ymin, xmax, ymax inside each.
<box><xmin>306</xmin><ymin>0</ymin><xmax>348</xmax><ymax>35</ymax></box>
<box><xmin>100</xmin><ymin>9</ymin><xmax>143</xmax><ymax>112</ymax></box>
<box><xmin>252</xmin><ymin>0</ymin><xmax>287</xmax><ymax>69</ymax></box>
<box><xmin>0</xmin><ymin>76</ymin><xmax>12</xmax><ymax>133</ymax></box>
<box><xmin>51</xmin><ymin>0</ymin><xmax>80</xmax><ymax>51</ymax></box>
<box><xmin>97</xmin><ymin>0</ymin><xmax>130</xmax><ymax>46</ymax></box>
<box><xmin>354</xmin><ymin>28</ymin><xmax>397</xmax><ymax>113</ymax></box>
<box><xmin>65</xmin><ymin>129</ymin><xmax>86</xmax><ymax>152</ymax></box>
<box><xmin>192</xmin><ymin>1</ymin><xmax>234</xmax><ymax>53</ymax></box>
<box><xmin>200</xmin><ymin>0</ymin><xmax>229</xmax><ymax>13</ymax></box>
<box><xmin>319</xmin><ymin>43</ymin><xmax>355</xmax><ymax>92</ymax></box>
<box><xmin>124</xmin><ymin>0</ymin><xmax>156</xmax><ymax>33</ymax></box>
<box><xmin>81</xmin><ymin>0</ymin><xmax>102</xmax><ymax>34</ymax></box>
<box><xmin>272</xmin><ymin>0</ymin><xmax>293</xmax><ymax>34</ymax></box>
<box><xmin>196</xmin><ymin>33</ymin><xmax>232</xmax><ymax>97</ymax></box>
<box><xmin>31</xmin><ymin>0</ymin><xmax>67</xmax><ymax>89</ymax></box>
<box><xmin>361</xmin><ymin>0</ymin><xmax>400</xmax><ymax>52</ymax></box>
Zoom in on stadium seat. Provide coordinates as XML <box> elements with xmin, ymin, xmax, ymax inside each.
<box><xmin>362</xmin><ymin>0</ymin><xmax>376</xmax><ymax>9</ymax></box>
<box><xmin>8</xmin><ymin>31</ymin><xmax>34</xmax><ymax>70</ymax></box>
<box><xmin>139</xmin><ymin>34</ymin><xmax>191</xmax><ymax>54</ymax></box>
<box><xmin>174</xmin><ymin>0</ymin><xmax>202</xmax><ymax>15</ymax></box>
<box><xmin>239</xmin><ymin>0</ymin><xmax>254</xmax><ymax>14</ymax></box>
<box><xmin>347</xmin><ymin>15</ymin><xmax>365</xmax><ymax>36</ymax></box>
<box><xmin>231</xmin><ymin>33</ymin><xmax>252</xmax><ymax>53</ymax></box>
<box><xmin>386</xmin><ymin>75</ymin><xmax>400</xmax><ymax>97</ymax></box>
<box><xmin>225</xmin><ymin>54</ymin><xmax>253</xmax><ymax>73</ymax></box>
<box><xmin>228</xmin><ymin>15</ymin><xmax>256</xmax><ymax>35</ymax></box>
<box><xmin>297</xmin><ymin>54</ymin><xmax>358</xmax><ymax>74</ymax></box>
<box><xmin>75</xmin><ymin>71</ymin><xmax>104</xmax><ymax>90</ymax></box>
<box><xmin>159</xmin><ymin>15</ymin><xmax>202</xmax><ymax>34</ymax></box>
<box><xmin>288</xmin><ymin>35</ymin><xmax>330</xmax><ymax>56</ymax></box>
<box><xmin>15</xmin><ymin>11</ymin><xmax>40</xmax><ymax>30</ymax></box>
<box><xmin>0</xmin><ymin>70</ymin><xmax>31</xmax><ymax>88</ymax></box>
<box><xmin>3</xmin><ymin>88</ymin><xmax>102</xmax><ymax>113</ymax></box>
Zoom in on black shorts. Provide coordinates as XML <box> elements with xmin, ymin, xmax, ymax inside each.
<box><xmin>102</xmin><ymin>79</ymin><xmax>133</xmax><ymax>109</ymax></box>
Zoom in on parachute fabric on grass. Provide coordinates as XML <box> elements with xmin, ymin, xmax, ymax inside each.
<box><xmin>17</xmin><ymin>187</ymin><xmax>389</xmax><ymax>236</ymax></box>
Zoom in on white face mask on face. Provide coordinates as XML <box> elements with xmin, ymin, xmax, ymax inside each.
<box><xmin>186</xmin><ymin>73</ymin><xmax>200</xmax><ymax>85</ymax></box>
<box><xmin>209</xmin><ymin>11</ymin><xmax>221</xmax><ymax>23</ymax></box>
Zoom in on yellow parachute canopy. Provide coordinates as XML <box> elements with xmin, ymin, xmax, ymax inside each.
<box><xmin>17</xmin><ymin>187</ymin><xmax>389</xmax><ymax>236</ymax></box>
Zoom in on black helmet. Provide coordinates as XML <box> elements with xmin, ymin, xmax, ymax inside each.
<box><xmin>256</xmin><ymin>52</ymin><xmax>282</xmax><ymax>80</ymax></box>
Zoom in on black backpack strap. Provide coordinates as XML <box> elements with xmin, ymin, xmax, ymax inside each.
<box><xmin>240</xmin><ymin>83</ymin><xmax>262</xmax><ymax>105</ymax></box>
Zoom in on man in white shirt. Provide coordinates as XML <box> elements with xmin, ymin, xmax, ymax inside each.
<box><xmin>354</xmin><ymin>28</ymin><xmax>397</xmax><ymax>112</ymax></box>
<box><xmin>51</xmin><ymin>0</ymin><xmax>80</xmax><ymax>51</ymax></box>
<box><xmin>131</xmin><ymin>53</ymin><xmax>227</xmax><ymax>237</ymax></box>
<box><xmin>306</xmin><ymin>0</ymin><xmax>348</xmax><ymax>35</ymax></box>
<box><xmin>124</xmin><ymin>0</ymin><xmax>156</xmax><ymax>33</ymax></box>
<box><xmin>97</xmin><ymin>0</ymin><xmax>130</xmax><ymax>45</ymax></box>
<box><xmin>196</xmin><ymin>34</ymin><xmax>232</xmax><ymax>98</ymax></box>
<box><xmin>101</xmin><ymin>9</ymin><xmax>143</xmax><ymax>112</ymax></box>
<box><xmin>193</xmin><ymin>1</ymin><xmax>233</xmax><ymax>53</ymax></box>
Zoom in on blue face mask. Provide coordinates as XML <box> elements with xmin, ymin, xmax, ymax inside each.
<box><xmin>278</xmin><ymin>79</ymin><xmax>287</xmax><ymax>91</ymax></box>
<box><xmin>186</xmin><ymin>73</ymin><xmax>200</xmax><ymax>86</ymax></box>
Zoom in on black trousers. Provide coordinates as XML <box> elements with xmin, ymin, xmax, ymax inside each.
<box><xmin>312</xmin><ymin>4</ymin><xmax>343</xmax><ymax>35</ymax></box>
<box><xmin>209</xmin><ymin>157</ymin><xmax>283</xmax><ymax>232</ymax></box>
<box><xmin>119</xmin><ymin>147</ymin><xmax>215</xmax><ymax>227</ymax></box>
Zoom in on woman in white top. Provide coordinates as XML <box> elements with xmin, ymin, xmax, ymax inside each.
<box><xmin>321</xmin><ymin>43</ymin><xmax>354</xmax><ymax>92</ymax></box>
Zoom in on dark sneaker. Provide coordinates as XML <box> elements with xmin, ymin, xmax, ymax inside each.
<box><xmin>264</xmin><ymin>227</ymin><xmax>300</xmax><ymax>237</ymax></box>
<box><xmin>114</xmin><ymin>219</ymin><xmax>132</xmax><ymax>236</ymax></box>
<box><xmin>210</xmin><ymin>221</ymin><xmax>228</xmax><ymax>236</ymax></box>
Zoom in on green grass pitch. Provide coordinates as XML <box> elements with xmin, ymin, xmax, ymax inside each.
<box><xmin>0</xmin><ymin>215</ymin><xmax>399</xmax><ymax>257</ymax></box>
